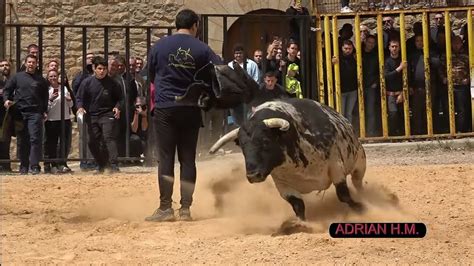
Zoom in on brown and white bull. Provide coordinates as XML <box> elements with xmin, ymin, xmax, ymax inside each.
<box><xmin>209</xmin><ymin>98</ymin><xmax>366</xmax><ymax>220</ymax></box>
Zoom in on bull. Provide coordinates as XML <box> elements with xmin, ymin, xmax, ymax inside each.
<box><xmin>209</xmin><ymin>98</ymin><xmax>366</xmax><ymax>220</ymax></box>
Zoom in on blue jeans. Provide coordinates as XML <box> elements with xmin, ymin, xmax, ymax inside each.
<box><xmin>18</xmin><ymin>112</ymin><xmax>43</xmax><ymax>169</ymax></box>
<box><xmin>387</xmin><ymin>95</ymin><xmax>404</xmax><ymax>136</ymax></box>
<box><xmin>342</xmin><ymin>90</ymin><xmax>358</xmax><ymax>124</ymax></box>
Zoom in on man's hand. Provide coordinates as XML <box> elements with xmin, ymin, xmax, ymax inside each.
<box><xmin>77</xmin><ymin>107</ymin><xmax>86</xmax><ymax>115</ymax></box>
<box><xmin>113</xmin><ymin>107</ymin><xmax>120</xmax><ymax>119</ymax></box>
<box><xmin>396</xmin><ymin>94</ymin><xmax>404</xmax><ymax>104</ymax></box>
<box><xmin>396</xmin><ymin>61</ymin><xmax>407</xmax><ymax>72</ymax></box>
<box><xmin>4</xmin><ymin>100</ymin><xmax>13</xmax><ymax>109</ymax></box>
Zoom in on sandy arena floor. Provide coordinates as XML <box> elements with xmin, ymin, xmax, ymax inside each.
<box><xmin>1</xmin><ymin>144</ymin><xmax>473</xmax><ymax>264</ymax></box>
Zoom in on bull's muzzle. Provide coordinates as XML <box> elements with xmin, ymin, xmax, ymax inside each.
<box><xmin>246</xmin><ymin>171</ymin><xmax>265</xmax><ymax>183</ymax></box>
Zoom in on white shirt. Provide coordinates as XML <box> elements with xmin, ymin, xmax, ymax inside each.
<box><xmin>47</xmin><ymin>85</ymin><xmax>73</xmax><ymax>121</ymax></box>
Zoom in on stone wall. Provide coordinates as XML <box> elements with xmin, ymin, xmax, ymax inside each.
<box><xmin>3</xmin><ymin>0</ymin><xmax>298</xmax><ymax>77</ymax></box>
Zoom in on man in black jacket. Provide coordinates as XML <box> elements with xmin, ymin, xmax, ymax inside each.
<box><xmin>76</xmin><ymin>56</ymin><xmax>123</xmax><ymax>173</ymax></box>
<box><xmin>384</xmin><ymin>40</ymin><xmax>407</xmax><ymax>136</ymax></box>
<box><xmin>363</xmin><ymin>35</ymin><xmax>381</xmax><ymax>136</ymax></box>
<box><xmin>3</xmin><ymin>54</ymin><xmax>48</xmax><ymax>174</ymax></box>
<box><xmin>0</xmin><ymin>59</ymin><xmax>12</xmax><ymax>172</ymax></box>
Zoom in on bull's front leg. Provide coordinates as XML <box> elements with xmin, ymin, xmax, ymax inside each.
<box><xmin>286</xmin><ymin>195</ymin><xmax>306</xmax><ymax>220</ymax></box>
<box><xmin>273</xmin><ymin>177</ymin><xmax>306</xmax><ymax>220</ymax></box>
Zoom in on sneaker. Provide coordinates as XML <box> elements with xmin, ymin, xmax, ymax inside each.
<box><xmin>340</xmin><ymin>6</ymin><xmax>353</xmax><ymax>13</ymax></box>
<box><xmin>94</xmin><ymin>166</ymin><xmax>105</xmax><ymax>175</ymax></box>
<box><xmin>178</xmin><ymin>208</ymin><xmax>193</xmax><ymax>221</ymax></box>
<box><xmin>145</xmin><ymin>208</ymin><xmax>175</xmax><ymax>222</ymax></box>
<box><xmin>384</xmin><ymin>5</ymin><xmax>392</xmax><ymax>10</ymax></box>
<box><xmin>60</xmin><ymin>165</ymin><xmax>72</xmax><ymax>173</ymax></box>
<box><xmin>30</xmin><ymin>165</ymin><xmax>41</xmax><ymax>175</ymax></box>
<box><xmin>19</xmin><ymin>166</ymin><xmax>29</xmax><ymax>175</ymax></box>
<box><xmin>44</xmin><ymin>164</ymin><xmax>51</xmax><ymax>174</ymax></box>
<box><xmin>393</xmin><ymin>4</ymin><xmax>400</xmax><ymax>10</ymax></box>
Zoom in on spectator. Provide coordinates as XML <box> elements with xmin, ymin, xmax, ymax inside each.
<box><xmin>362</xmin><ymin>35</ymin><xmax>381</xmax><ymax>136</ymax></box>
<box><xmin>114</xmin><ymin>55</ymin><xmax>139</xmax><ymax>161</ymax></box>
<box><xmin>360</xmin><ymin>25</ymin><xmax>370</xmax><ymax>44</ymax></box>
<box><xmin>383</xmin><ymin>16</ymin><xmax>400</xmax><ymax>55</ymax></box>
<box><xmin>0</xmin><ymin>59</ymin><xmax>12</xmax><ymax>172</ymax></box>
<box><xmin>439</xmin><ymin>36</ymin><xmax>471</xmax><ymax>132</ymax></box>
<box><xmin>384</xmin><ymin>40</ymin><xmax>407</xmax><ymax>136</ymax></box>
<box><xmin>251</xmin><ymin>71</ymin><xmax>288</xmax><ymax>108</ymax></box>
<box><xmin>19</xmin><ymin>44</ymin><xmax>41</xmax><ymax>75</ymax></box>
<box><xmin>130</xmin><ymin>96</ymin><xmax>148</xmax><ymax>160</ymax></box>
<box><xmin>338</xmin><ymin>24</ymin><xmax>354</xmax><ymax>51</ymax></box>
<box><xmin>431</xmin><ymin>13</ymin><xmax>444</xmax><ymax>45</ymax></box>
<box><xmin>333</xmin><ymin>40</ymin><xmax>358</xmax><ymax>123</ymax></box>
<box><xmin>408</xmin><ymin>35</ymin><xmax>428</xmax><ymax>135</ymax></box>
<box><xmin>340</xmin><ymin>0</ymin><xmax>353</xmax><ymax>12</ymax></box>
<box><xmin>135</xmin><ymin>56</ymin><xmax>144</xmax><ymax>73</ymax></box>
<box><xmin>3</xmin><ymin>54</ymin><xmax>49</xmax><ymax>174</ymax></box>
<box><xmin>433</xmin><ymin>29</ymin><xmax>449</xmax><ymax>133</ymax></box>
<box><xmin>76</xmin><ymin>56</ymin><xmax>123</xmax><ymax>173</ymax></box>
<box><xmin>253</xmin><ymin>49</ymin><xmax>264</xmax><ymax>83</ymax></box>
<box><xmin>228</xmin><ymin>44</ymin><xmax>259</xmax><ymax>126</ymax></box>
<box><xmin>406</xmin><ymin>22</ymin><xmax>423</xmax><ymax>58</ymax></box>
<box><xmin>285</xmin><ymin>0</ymin><xmax>310</xmax><ymax>42</ymax></box>
<box><xmin>72</xmin><ymin>52</ymin><xmax>97</xmax><ymax>171</ymax></box>
<box><xmin>130</xmin><ymin>57</ymin><xmax>146</xmax><ymax>97</ymax></box>
<box><xmin>44</xmin><ymin>69</ymin><xmax>73</xmax><ymax>173</ymax></box>
<box><xmin>284</xmin><ymin>40</ymin><xmax>302</xmax><ymax>98</ymax></box>
<box><xmin>145</xmin><ymin>9</ymin><xmax>222</xmax><ymax>222</ymax></box>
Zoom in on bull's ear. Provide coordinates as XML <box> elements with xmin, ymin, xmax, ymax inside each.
<box><xmin>234</xmin><ymin>138</ymin><xmax>240</xmax><ymax>146</ymax></box>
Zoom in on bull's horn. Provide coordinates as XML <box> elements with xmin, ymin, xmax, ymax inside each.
<box><xmin>263</xmin><ymin>118</ymin><xmax>290</xmax><ymax>131</ymax></box>
<box><xmin>209</xmin><ymin>128</ymin><xmax>240</xmax><ymax>154</ymax></box>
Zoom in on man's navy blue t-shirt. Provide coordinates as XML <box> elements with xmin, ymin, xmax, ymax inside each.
<box><xmin>148</xmin><ymin>33</ymin><xmax>222</xmax><ymax>108</ymax></box>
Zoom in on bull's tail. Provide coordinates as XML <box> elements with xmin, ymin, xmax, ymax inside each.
<box><xmin>351</xmin><ymin>147</ymin><xmax>366</xmax><ymax>191</ymax></box>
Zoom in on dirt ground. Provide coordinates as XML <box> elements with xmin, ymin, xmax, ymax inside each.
<box><xmin>1</xmin><ymin>143</ymin><xmax>473</xmax><ymax>264</ymax></box>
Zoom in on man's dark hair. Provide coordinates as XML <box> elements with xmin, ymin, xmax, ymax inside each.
<box><xmin>175</xmin><ymin>9</ymin><xmax>199</xmax><ymax>30</ymax></box>
<box><xmin>92</xmin><ymin>56</ymin><xmax>108</xmax><ymax>67</ymax></box>
<box><xmin>366</xmin><ymin>34</ymin><xmax>376</xmax><ymax>41</ymax></box>
<box><xmin>342</xmin><ymin>39</ymin><xmax>354</xmax><ymax>47</ymax></box>
<box><xmin>24</xmin><ymin>54</ymin><xmax>37</xmax><ymax>62</ymax></box>
<box><xmin>115</xmin><ymin>55</ymin><xmax>126</xmax><ymax>65</ymax></box>
<box><xmin>233</xmin><ymin>43</ymin><xmax>245</xmax><ymax>53</ymax></box>
<box><xmin>264</xmin><ymin>71</ymin><xmax>277</xmax><ymax>78</ymax></box>
<box><xmin>287</xmin><ymin>40</ymin><xmax>299</xmax><ymax>49</ymax></box>
<box><xmin>27</xmin><ymin>43</ymin><xmax>38</xmax><ymax>52</ymax></box>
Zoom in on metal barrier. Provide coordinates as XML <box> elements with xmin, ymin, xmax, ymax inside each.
<box><xmin>316</xmin><ymin>6</ymin><xmax>474</xmax><ymax>140</ymax></box>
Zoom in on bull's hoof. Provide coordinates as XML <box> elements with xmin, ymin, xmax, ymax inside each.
<box><xmin>350</xmin><ymin>202</ymin><xmax>366</xmax><ymax>214</ymax></box>
<box><xmin>272</xmin><ymin>218</ymin><xmax>313</xmax><ymax>236</ymax></box>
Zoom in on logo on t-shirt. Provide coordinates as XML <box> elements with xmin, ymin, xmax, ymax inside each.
<box><xmin>168</xmin><ymin>48</ymin><xmax>195</xmax><ymax>69</ymax></box>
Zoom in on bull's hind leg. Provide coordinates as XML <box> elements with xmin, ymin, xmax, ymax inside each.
<box><xmin>335</xmin><ymin>180</ymin><xmax>365</xmax><ymax>213</ymax></box>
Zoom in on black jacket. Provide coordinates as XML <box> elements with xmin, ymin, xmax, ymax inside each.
<box><xmin>76</xmin><ymin>75</ymin><xmax>123</xmax><ymax>116</ymax></box>
<box><xmin>3</xmin><ymin>71</ymin><xmax>49</xmax><ymax>113</ymax></box>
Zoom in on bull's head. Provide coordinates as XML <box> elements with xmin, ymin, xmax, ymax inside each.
<box><xmin>210</xmin><ymin>117</ymin><xmax>290</xmax><ymax>183</ymax></box>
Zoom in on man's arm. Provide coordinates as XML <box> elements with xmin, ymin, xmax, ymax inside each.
<box><xmin>148</xmin><ymin>46</ymin><xmax>156</xmax><ymax>84</ymax></box>
<box><xmin>3</xmin><ymin>75</ymin><xmax>16</xmax><ymax>108</ymax></box>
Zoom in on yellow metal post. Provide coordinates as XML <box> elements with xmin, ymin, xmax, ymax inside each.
<box><xmin>377</xmin><ymin>14</ymin><xmax>388</xmax><ymax>138</ymax></box>
<box><xmin>332</xmin><ymin>16</ymin><xmax>341</xmax><ymax>113</ymax></box>
<box><xmin>324</xmin><ymin>16</ymin><xmax>334</xmax><ymax>108</ymax></box>
<box><xmin>422</xmin><ymin>12</ymin><xmax>433</xmax><ymax>136</ymax></box>
<box><xmin>316</xmin><ymin>17</ymin><xmax>325</xmax><ymax>104</ymax></box>
<box><xmin>355</xmin><ymin>15</ymin><xmax>366</xmax><ymax>138</ymax></box>
<box><xmin>445</xmin><ymin>10</ymin><xmax>456</xmax><ymax>135</ymax></box>
<box><xmin>468</xmin><ymin>9</ymin><xmax>474</xmax><ymax>132</ymax></box>
<box><xmin>399</xmin><ymin>13</ymin><xmax>411</xmax><ymax>137</ymax></box>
